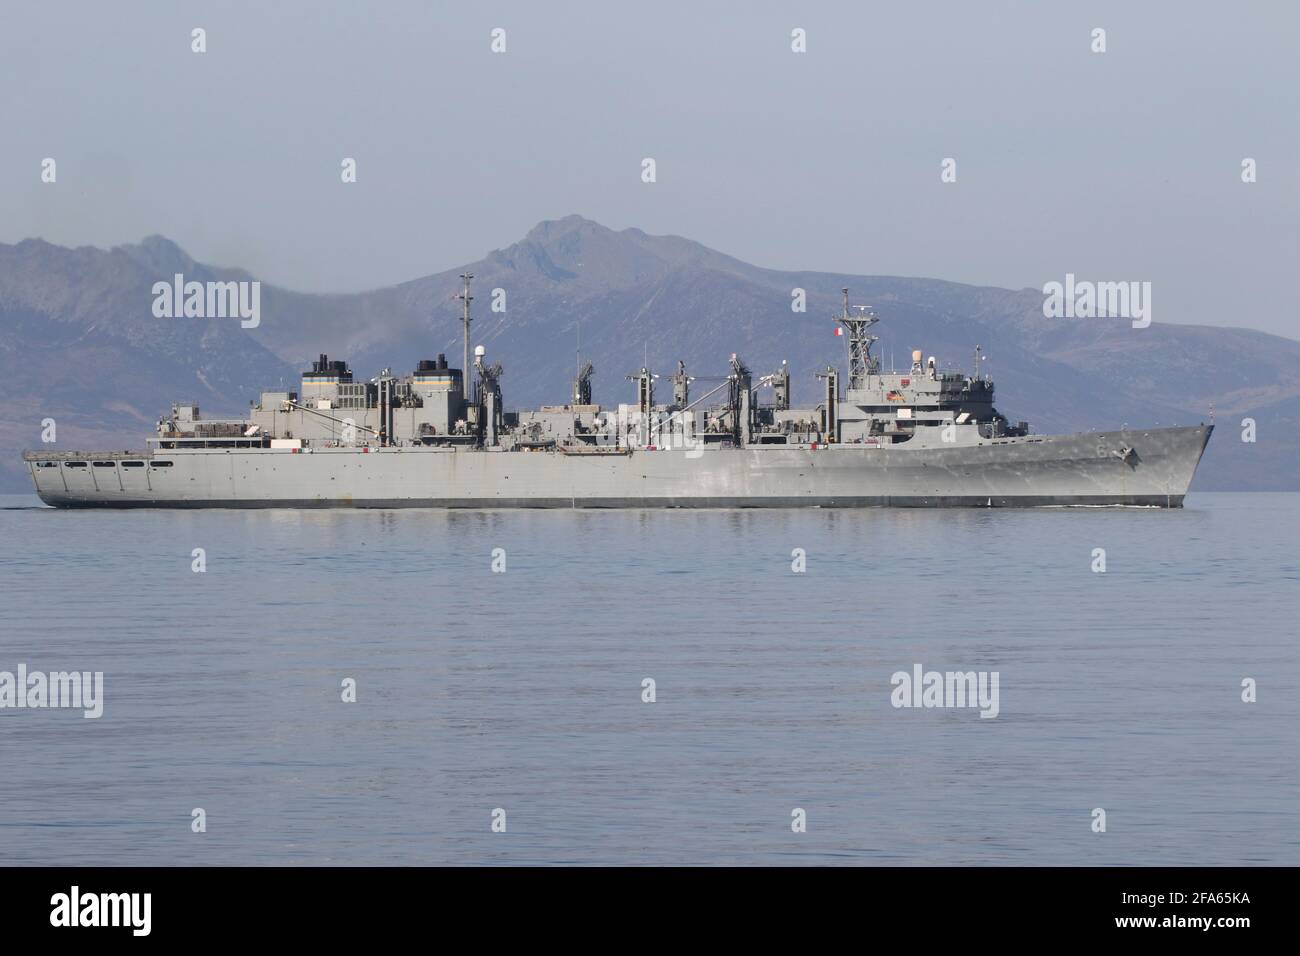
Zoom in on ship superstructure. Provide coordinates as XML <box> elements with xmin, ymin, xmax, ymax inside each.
<box><xmin>24</xmin><ymin>289</ymin><xmax>1212</xmax><ymax>508</ymax></box>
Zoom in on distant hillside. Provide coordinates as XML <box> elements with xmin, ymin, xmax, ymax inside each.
<box><xmin>2</xmin><ymin>215</ymin><xmax>1297</xmax><ymax>491</ymax></box>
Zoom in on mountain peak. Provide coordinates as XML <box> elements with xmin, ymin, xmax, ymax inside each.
<box><xmin>113</xmin><ymin>234</ymin><xmax>196</xmax><ymax>276</ymax></box>
<box><xmin>522</xmin><ymin>214</ymin><xmax>611</xmax><ymax>244</ymax></box>
<box><xmin>492</xmin><ymin>215</ymin><xmax>743</xmax><ymax>287</ymax></box>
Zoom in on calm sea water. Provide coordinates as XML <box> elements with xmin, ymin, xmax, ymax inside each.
<box><xmin>0</xmin><ymin>492</ymin><xmax>1296</xmax><ymax>866</ymax></box>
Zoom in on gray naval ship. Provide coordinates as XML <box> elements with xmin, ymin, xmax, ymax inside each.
<box><xmin>25</xmin><ymin>289</ymin><xmax>1212</xmax><ymax>508</ymax></box>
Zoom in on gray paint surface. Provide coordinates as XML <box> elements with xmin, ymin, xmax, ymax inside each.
<box><xmin>26</xmin><ymin>425</ymin><xmax>1213</xmax><ymax>509</ymax></box>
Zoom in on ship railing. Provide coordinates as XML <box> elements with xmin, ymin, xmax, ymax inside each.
<box><xmin>22</xmin><ymin>450</ymin><xmax>149</xmax><ymax>461</ymax></box>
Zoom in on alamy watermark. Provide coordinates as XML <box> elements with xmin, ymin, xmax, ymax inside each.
<box><xmin>50</xmin><ymin>886</ymin><xmax>150</xmax><ymax>936</ymax></box>
<box><xmin>890</xmin><ymin>664</ymin><xmax>999</xmax><ymax>718</ymax></box>
<box><xmin>152</xmin><ymin>273</ymin><xmax>260</xmax><ymax>328</ymax></box>
<box><xmin>1042</xmin><ymin>273</ymin><xmax>1151</xmax><ymax>328</ymax></box>
<box><xmin>0</xmin><ymin>664</ymin><xmax>103</xmax><ymax>718</ymax></box>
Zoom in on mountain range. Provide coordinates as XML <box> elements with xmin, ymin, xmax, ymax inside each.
<box><xmin>2</xmin><ymin>215</ymin><xmax>1296</xmax><ymax>492</ymax></box>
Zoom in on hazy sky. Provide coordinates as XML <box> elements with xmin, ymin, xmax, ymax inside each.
<box><xmin>3</xmin><ymin>1</ymin><xmax>1298</xmax><ymax>338</ymax></box>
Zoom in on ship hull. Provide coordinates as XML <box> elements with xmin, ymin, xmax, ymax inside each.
<box><xmin>25</xmin><ymin>426</ymin><xmax>1211</xmax><ymax>512</ymax></box>
<box><xmin>25</xmin><ymin>425</ymin><xmax>1213</xmax><ymax>509</ymax></box>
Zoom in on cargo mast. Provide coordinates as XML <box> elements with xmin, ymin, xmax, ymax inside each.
<box><xmin>457</xmin><ymin>273</ymin><xmax>474</xmax><ymax>401</ymax></box>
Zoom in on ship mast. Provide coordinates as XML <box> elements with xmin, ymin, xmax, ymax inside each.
<box><xmin>457</xmin><ymin>273</ymin><xmax>474</xmax><ymax>401</ymax></box>
<box><xmin>837</xmin><ymin>288</ymin><xmax>880</xmax><ymax>390</ymax></box>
